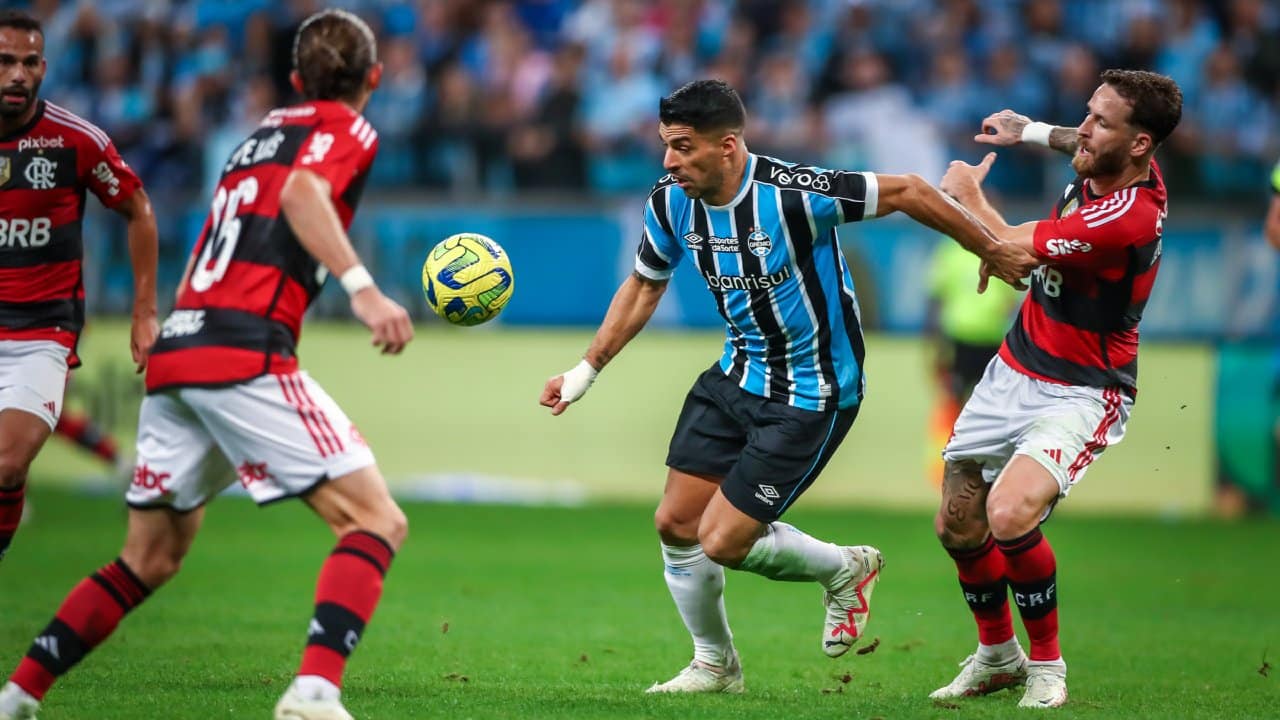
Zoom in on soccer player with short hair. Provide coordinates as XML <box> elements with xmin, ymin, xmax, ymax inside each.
<box><xmin>540</xmin><ymin>79</ymin><xmax>1034</xmax><ymax>693</ymax></box>
<box><xmin>930</xmin><ymin>69</ymin><xmax>1183</xmax><ymax>709</ymax></box>
<box><xmin>0</xmin><ymin>10</ymin><xmax>414</xmax><ymax>720</ymax></box>
<box><xmin>0</xmin><ymin>9</ymin><xmax>159</xmax><ymax>562</ymax></box>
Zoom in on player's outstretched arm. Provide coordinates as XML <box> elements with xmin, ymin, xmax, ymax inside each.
<box><xmin>976</xmin><ymin>109</ymin><xmax>1078</xmax><ymax>156</ymax></box>
<box><xmin>112</xmin><ymin>187</ymin><xmax>160</xmax><ymax>373</ymax></box>
<box><xmin>540</xmin><ymin>272</ymin><xmax>668</xmax><ymax>416</ymax></box>
<box><xmin>873</xmin><ymin>171</ymin><xmax>1034</xmax><ymax>289</ymax></box>
<box><xmin>279</xmin><ymin>168</ymin><xmax>413</xmax><ymax>355</ymax></box>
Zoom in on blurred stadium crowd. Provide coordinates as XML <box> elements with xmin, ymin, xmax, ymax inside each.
<box><xmin>19</xmin><ymin>0</ymin><xmax>1280</xmax><ymax>201</ymax></box>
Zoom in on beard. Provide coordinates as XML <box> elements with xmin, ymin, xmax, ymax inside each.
<box><xmin>1071</xmin><ymin>143</ymin><xmax>1126</xmax><ymax>178</ymax></box>
<box><xmin>0</xmin><ymin>80</ymin><xmax>39</xmax><ymax>119</ymax></box>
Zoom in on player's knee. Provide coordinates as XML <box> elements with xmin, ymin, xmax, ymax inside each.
<box><xmin>985</xmin><ymin>497</ymin><xmax>1039</xmax><ymax>540</ymax></box>
<box><xmin>934</xmin><ymin>510</ymin><xmax>986</xmax><ymax>549</ymax></box>
<box><xmin>653</xmin><ymin>505</ymin><xmax>699</xmax><ymax>545</ymax></box>
<box><xmin>124</xmin><ymin>550</ymin><xmax>184</xmax><ymax>588</ymax></box>
<box><xmin>379</xmin><ymin>503</ymin><xmax>408</xmax><ymax>551</ymax></box>
<box><xmin>0</xmin><ymin>452</ymin><xmax>31</xmax><ymax>488</ymax></box>
<box><xmin>698</xmin><ymin>528</ymin><xmax>749</xmax><ymax>568</ymax></box>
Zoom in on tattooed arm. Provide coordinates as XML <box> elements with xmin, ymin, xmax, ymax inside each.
<box><xmin>973</xmin><ymin>109</ymin><xmax>1078</xmax><ymax>156</ymax></box>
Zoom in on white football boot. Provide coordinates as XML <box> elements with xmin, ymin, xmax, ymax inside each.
<box><xmin>929</xmin><ymin>646</ymin><xmax>1029</xmax><ymax>699</ymax></box>
<box><xmin>822</xmin><ymin>545</ymin><xmax>884</xmax><ymax>657</ymax></box>
<box><xmin>273</xmin><ymin>678</ymin><xmax>354</xmax><ymax>720</ymax></box>
<box><xmin>1018</xmin><ymin>658</ymin><xmax>1068</xmax><ymax>709</ymax></box>
<box><xmin>645</xmin><ymin>651</ymin><xmax>744</xmax><ymax>694</ymax></box>
<box><xmin>0</xmin><ymin>681</ymin><xmax>39</xmax><ymax>720</ymax></box>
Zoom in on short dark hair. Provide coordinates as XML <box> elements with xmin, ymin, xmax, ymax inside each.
<box><xmin>0</xmin><ymin>10</ymin><xmax>43</xmax><ymax>37</ymax></box>
<box><xmin>1100</xmin><ymin>69</ymin><xmax>1182</xmax><ymax>145</ymax></box>
<box><xmin>292</xmin><ymin>9</ymin><xmax>377</xmax><ymax>102</ymax></box>
<box><xmin>659</xmin><ymin>80</ymin><xmax>746</xmax><ymax>134</ymax></box>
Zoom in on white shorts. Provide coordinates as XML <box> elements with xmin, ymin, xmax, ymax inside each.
<box><xmin>0</xmin><ymin>340</ymin><xmax>69</xmax><ymax>430</ymax></box>
<box><xmin>942</xmin><ymin>355</ymin><xmax>1132</xmax><ymax>497</ymax></box>
<box><xmin>127</xmin><ymin>371</ymin><xmax>376</xmax><ymax>511</ymax></box>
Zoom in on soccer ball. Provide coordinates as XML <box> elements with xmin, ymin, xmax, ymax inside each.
<box><xmin>421</xmin><ymin>233</ymin><xmax>514</xmax><ymax>326</ymax></box>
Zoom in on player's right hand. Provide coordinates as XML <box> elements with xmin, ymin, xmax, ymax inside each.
<box><xmin>983</xmin><ymin>245</ymin><xmax>1034</xmax><ymax>291</ymax></box>
<box><xmin>539</xmin><ymin>360</ymin><xmax>599</xmax><ymax>416</ymax></box>
<box><xmin>975</xmin><ymin>109</ymin><xmax>1031</xmax><ymax>146</ymax></box>
<box><xmin>350</xmin><ymin>287</ymin><xmax>414</xmax><ymax>355</ymax></box>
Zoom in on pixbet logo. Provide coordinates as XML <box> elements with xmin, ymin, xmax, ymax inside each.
<box><xmin>17</xmin><ymin>135</ymin><xmax>63</xmax><ymax>152</ymax></box>
<box><xmin>1044</xmin><ymin>238</ymin><xmax>1092</xmax><ymax>257</ymax></box>
<box><xmin>133</xmin><ymin>463</ymin><xmax>171</xmax><ymax>493</ymax></box>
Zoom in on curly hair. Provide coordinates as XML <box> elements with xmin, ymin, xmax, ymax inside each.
<box><xmin>1100</xmin><ymin>69</ymin><xmax>1183</xmax><ymax>145</ymax></box>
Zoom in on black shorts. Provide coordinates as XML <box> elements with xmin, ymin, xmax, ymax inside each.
<box><xmin>665</xmin><ymin>366</ymin><xmax>859</xmax><ymax>522</ymax></box>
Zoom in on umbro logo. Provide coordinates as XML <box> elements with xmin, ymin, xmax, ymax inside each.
<box><xmin>683</xmin><ymin>232</ymin><xmax>703</xmax><ymax>249</ymax></box>
<box><xmin>34</xmin><ymin>634</ymin><xmax>60</xmax><ymax>660</ymax></box>
<box><xmin>1043</xmin><ymin>448</ymin><xmax>1063</xmax><ymax>464</ymax></box>
<box><xmin>755</xmin><ymin>484</ymin><xmax>780</xmax><ymax>506</ymax></box>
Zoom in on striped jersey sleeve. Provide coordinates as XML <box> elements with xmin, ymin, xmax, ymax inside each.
<box><xmin>754</xmin><ymin>159</ymin><xmax>878</xmax><ymax>234</ymax></box>
<box><xmin>634</xmin><ymin>176</ymin><xmax>684</xmax><ymax>280</ymax></box>
<box><xmin>1031</xmin><ymin>187</ymin><xmax>1159</xmax><ymax>269</ymax></box>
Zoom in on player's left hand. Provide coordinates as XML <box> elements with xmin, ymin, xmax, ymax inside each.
<box><xmin>130</xmin><ymin>307</ymin><xmax>159</xmax><ymax>373</ymax></box>
<box><xmin>941</xmin><ymin>153</ymin><xmax>997</xmax><ymax>202</ymax></box>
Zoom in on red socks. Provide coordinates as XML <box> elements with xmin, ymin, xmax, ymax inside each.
<box><xmin>10</xmin><ymin>559</ymin><xmax>151</xmax><ymax>699</ymax></box>
<box><xmin>997</xmin><ymin>528</ymin><xmax>1060</xmax><ymax>661</ymax></box>
<box><xmin>0</xmin><ymin>482</ymin><xmax>26</xmax><ymax>561</ymax></box>
<box><xmin>948</xmin><ymin>535</ymin><xmax>1015</xmax><ymax>645</ymax></box>
<box><xmin>298</xmin><ymin>531</ymin><xmax>395</xmax><ymax>686</ymax></box>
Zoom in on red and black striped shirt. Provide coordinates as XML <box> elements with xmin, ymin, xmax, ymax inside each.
<box><xmin>1000</xmin><ymin>160</ymin><xmax>1167</xmax><ymax>396</ymax></box>
<box><xmin>145</xmin><ymin>100</ymin><xmax>378</xmax><ymax>392</ymax></box>
<box><xmin>0</xmin><ymin>100</ymin><xmax>142</xmax><ymax>366</ymax></box>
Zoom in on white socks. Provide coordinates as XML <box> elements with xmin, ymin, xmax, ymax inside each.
<box><xmin>976</xmin><ymin>637</ymin><xmax>1024</xmax><ymax>664</ymax></box>
<box><xmin>737</xmin><ymin>522</ymin><xmax>845</xmax><ymax>586</ymax></box>
<box><xmin>660</xmin><ymin>543</ymin><xmax>734</xmax><ymax>667</ymax></box>
<box><xmin>292</xmin><ymin>675</ymin><xmax>341</xmax><ymax>702</ymax></box>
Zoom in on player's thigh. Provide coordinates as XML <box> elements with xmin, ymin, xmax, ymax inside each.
<box><xmin>127</xmin><ymin>392</ymin><xmax>227</xmax><ymax>512</ymax></box>
<box><xmin>721</xmin><ymin>399</ymin><xmax>859</xmax><ymax>522</ymax></box>
<box><xmin>187</xmin><ymin>371</ymin><xmax>377</xmax><ymax>507</ymax></box>
<box><xmin>120</xmin><ymin>505</ymin><xmax>206</xmax><ymax>588</ymax></box>
<box><xmin>304</xmin><ymin>464</ymin><xmax>407</xmax><ymax>550</ymax></box>
<box><xmin>935</xmin><ymin>459</ymin><xmax>992</xmax><ymax>547</ymax></box>
<box><xmin>986</xmin><ymin>455</ymin><xmax>1061</xmax><ymax>539</ymax></box>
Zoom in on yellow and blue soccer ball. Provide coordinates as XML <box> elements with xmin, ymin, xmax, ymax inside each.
<box><xmin>422</xmin><ymin>233</ymin><xmax>514</xmax><ymax>326</ymax></box>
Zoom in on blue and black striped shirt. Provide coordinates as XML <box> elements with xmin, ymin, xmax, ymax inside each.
<box><xmin>636</xmin><ymin>154</ymin><xmax>878</xmax><ymax>411</ymax></box>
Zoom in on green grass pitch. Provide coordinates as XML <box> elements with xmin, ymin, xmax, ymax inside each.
<box><xmin>5</xmin><ymin>320</ymin><xmax>1273</xmax><ymax>718</ymax></box>
<box><xmin>2</xmin><ymin>489</ymin><xmax>1277</xmax><ymax>719</ymax></box>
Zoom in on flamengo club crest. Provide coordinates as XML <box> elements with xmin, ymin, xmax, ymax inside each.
<box><xmin>0</xmin><ymin>157</ymin><xmax>9</xmax><ymax>187</ymax></box>
<box><xmin>746</xmin><ymin>227</ymin><xmax>772</xmax><ymax>257</ymax></box>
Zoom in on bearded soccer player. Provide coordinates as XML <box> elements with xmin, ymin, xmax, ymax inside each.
<box><xmin>0</xmin><ymin>10</ymin><xmax>158</xmax><ymax>562</ymax></box>
<box><xmin>0</xmin><ymin>10</ymin><xmax>414</xmax><ymax>720</ymax></box>
<box><xmin>930</xmin><ymin>69</ymin><xmax>1182</xmax><ymax>708</ymax></box>
<box><xmin>540</xmin><ymin>79</ymin><xmax>1033</xmax><ymax>693</ymax></box>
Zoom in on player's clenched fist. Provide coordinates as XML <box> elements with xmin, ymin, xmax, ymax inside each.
<box><xmin>540</xmin><ymin>360</ymin><xmax>598</xmax><ymax>416</ymax></box>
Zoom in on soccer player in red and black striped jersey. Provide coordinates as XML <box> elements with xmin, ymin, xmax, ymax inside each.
<box><xmin>0</xmin><ymin>10</ymin><xmax>413</xmax><ymax>720</ymax></box>
<box><xmin>930</xmin><ymin>70</ymin><xmax>1183</xmax><ymax>709</ymax></box>
<box><xmin>0</xmin><ymin>10</ymin><xmax>159</xmax><ymax>563</ymax></box>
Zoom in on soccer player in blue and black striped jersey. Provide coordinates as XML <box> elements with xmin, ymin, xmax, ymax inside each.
<box><xmin>540</xmin><ymin>80</ymin><xmax>1033</xmax><ymax>694</ymax></box>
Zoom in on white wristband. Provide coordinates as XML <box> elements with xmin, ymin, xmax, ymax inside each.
<box><xmin>339</xmin><ymin>265</ymin><xmax>375</xmax><ymax>296</ymax></box>
<box><xmin>559</xmin><ymin>359</ymin><xmax>599</xmax><ymax>405</ymax></box>
<box><xmin>1021</xmin><ymin>121</ymin><xmax>1053</xmax><ymax>147</ymax></box>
